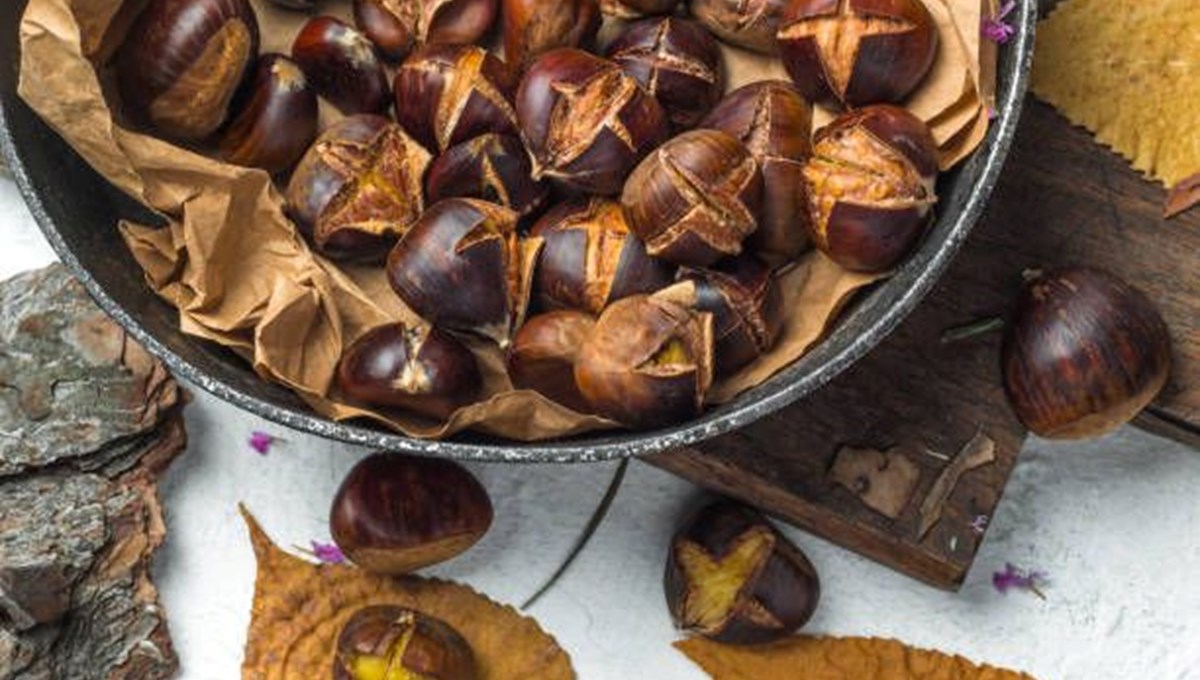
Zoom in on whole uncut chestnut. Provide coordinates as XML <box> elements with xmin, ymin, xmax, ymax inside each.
<box><xmin>676</xmin><ymin>254</ymin><xmax>783</xmax><ymax>376</ymax></box>
<box><xmin>354</xmin><ymin>0</ymin><xmax>498</xmax><ymax>63</ymax></box>
<box><xmin>502</xmin><ymin>0</ymin><xmax>601</xmax><ymax>67</ymax></box>
<box><xmin>622</xmin><ymin>129</ymin><xmax>762</xmax><ymax>267</ymax></box>
<box><xmin>331</xmin><ymin>452</ymin><xmax>493</xmax><ymax>574</ymax></box>
<box><xmin>425</xmin><ymin>133</ymin><xmax>550</xmax><ymax>220</ymax></box>
<box><xmin>517</xmin><ymin>48</ymin><xmax>670</xmax><ymax>196</ymax></box>
<box><xmin>575</xmin><ymin>291</ymin><xmax>714</xmax><ymax>429</ymax></box>
<box><xmin>600</xmin><ymin>0</ymin><xmax>680</xmax><ymax>18</ymax></box>
<box><xmin>777</xmin><ymin>0</ymin><xmax>938</xmax><ymax>109</ymax></box>
<box><xmin>116</xmin><ymin>0</ymin><xmax>260</xmax><ymax>140</ymax></box>
<box><xmin>689</xmin><ymin>0</ymin><xmax>787</xmax><ymax>54</ymax></box>
<box><xmin>605</xmin><ymin>17</ymin><xmax>724</xmax><ymax>130</ymax></box>
<box><xmin>665</xmin><ymin>499</ymin><xmax>820</xmax><ymax>644</ymax></box>
<box><xmin>394</xmin><ymin>44</ymin><xmax>520</xmax><ymax>154</ymax></box>
<box><xmin>1002</xmin><ymin>268</ymin><xmax>1172</xmax><ymax>440</ymax></box>
<box><xmin>292</xmin><ymin>16</ymin><xmax>391</xmax><ymax>115</ymax></box>
<box><xmin>529</xmin><ymin>198</ymin><xmax>676</xmax><ymax>314</ymax></box>
<box><xmin>387</xmin><ymin>199</ymin><xmax>524</xmax><ymax>346</ymax></box>
<box><xmin>803</xmin><ymin>105</ymin><xmax>937</xmax><ymax>272</ymax></box>
<box><xmin>218</xmin><ymin>54</ymin><xmax>318</xmax><ymax>174</ymax></box>
<box><xmin>286</xmin><ymin>116</ymin><xmax>431</xmax><ymax>260</ymax></box>
<box><xmin>335</xmin><ymin>606</ymin><xmax>477</xmax><ymax>680</ymax></box>
<box><xmin>507</xmin><ymin>310</ymin><xmax>595</xmax><ymax>412</ymax></box>
<box><xmin>700</xmin><ymin>81</ymin><xmax>813</xmax><ymax>264</ymax></box>
<box><xmin>338</xmin><ymin>322</ymin><xmax>482</xmax><ymax>420</ymax></box>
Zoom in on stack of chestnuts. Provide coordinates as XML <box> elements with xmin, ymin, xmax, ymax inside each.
<box><xmin>114</xmin><ymin>0</ymin><xmax>945</xmax><ymax>430</ymax></box>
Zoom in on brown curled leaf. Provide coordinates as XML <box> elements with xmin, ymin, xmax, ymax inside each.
<box><xmin>917</xmin><ymin>430</ymin><xmax>996</xmax><ymax>539</ymax></box>
<box><xmin>829</xmin><ymin>445</ymin><xmax>921</xmax><ymax>519</ymax></box>
<box><xmin>1164</xmin><ymin>172</ymin><xmax>1200</xmax><ymax>219</ymax></box>
<box><xmin>239</xmin><ymin>506</ymin><xmax>575</xmax><ymax>680</ymax></box>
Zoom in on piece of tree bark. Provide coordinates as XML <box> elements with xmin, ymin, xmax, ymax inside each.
<box><xmin>0</xmin><ymin>264</ymin><xmax>184</xmax><ymax>680</ymax></box>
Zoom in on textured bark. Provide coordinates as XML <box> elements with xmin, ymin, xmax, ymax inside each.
<box><xmin>0</xmin><ymin>264</ymin><xmax>183</xmax><ymax>680</ymax></box>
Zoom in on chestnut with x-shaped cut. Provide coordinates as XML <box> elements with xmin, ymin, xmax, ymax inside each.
<box><xmin>673</xmin><ymin>527</ymin><xmax>785</xmax><ymax>634</ymax></box>
<box><xmin>395</xmin><ymin>45</ymin><xmax>519</xmax><ymax>152</ymax></box>
<box><xmin>545</xmin><ymin>68</ymin><xmax>641</xmax><ymax>167</ymax></box>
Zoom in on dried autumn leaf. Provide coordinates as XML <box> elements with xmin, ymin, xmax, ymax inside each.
<box><xmin>1032</xmin><ymin>0</ymin><xmax>1200</xmax><ymax>187</ymax></box>
<box><xmin>239</xmin><ymin>507</ymin><xmax>575</xmax><ymax>680</ymax></box>
<box><xmin>676</xmin><ymin>635</ymin><xmax>1038</xmax><ymax>680</ymax></box>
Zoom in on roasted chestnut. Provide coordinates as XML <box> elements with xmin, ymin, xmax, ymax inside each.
<box><xmin>777</xmin><ymin>0</ymin><xmax>938</xmax><ymax>109</ymax></box>
<box><xmin>501</xmin><ymin>0</ymin><xmax>601</xmax><ymax>67</ymax></box>
<box><xmin>394</xmin><ymin>44</ymin><xmax>520</xmax><ymax>154</ymax></box>
<box><xmin>605</xmin><ymin>17</ymin><xmax>724</xmax><ymax>130</ymax></box>
<box><xmin>803</xmin><ymin>105</ymin><xmax>937</xmax><ymax>272</ymax></box>
<box><xmin>622</xmin><ymin>129</ymin><xmax>762</xmax><ymax>267</ymax></box>
<box><xmin>1002</xmin><ymin>268</ymin><xmax>1172</xmax><ymax>440</ymax></box>
<box><xmin>335</xmin><ymin>606</ymin><xmax>477</xmax><ymax>680</ymax></box>
<box><xmin>425</xmin><ymin>133</ymin><xmax>550</xmax><ymax>220</ymax></box>
<box><xmin>516</xmin><ymin>48</ymin><xmax>670</xmax><ymax>196</ymax></box>
<box><xmin>330</xmin><ymin>452</ymin><xmax>494</xmax><ymax>574</ymax></box>
<box><xmin>292</xmin><ymin>16</ymin><xmax>391</xmax><ymax>115</ymax></box>
<box><xmin>218</xmin><ymin>54</ymin><xmax>318</xmax><ymax>174</ymax></box>
<box><xmin>387</xmin><ymin>199</ymin><xmax>524</xmax><ymax>346</ymax></box>
<box><xmin>354</xmin><ymin>0</ymin><xmax>498</xmax><ymax>63</ymax></box>
<box><xmin>600</xmin><ymin>0</ymin><xmax>680</xmax><ymax>18</ymax></box>
<box><xmin>575</xmin><ymin>291</ymin><xmax>714</xmax><ymax>429</ymax></box>
<box><xmin>286</xmin><ymin>116</ymin><xmax>431</xmax><ymax>260</ymax></box>
<box><xmin>665</xmin><ymin>499</ymin><xmax>820</xmax><ymax>644</ymax></box>
<box><xmin>116</xmin><ymin>0</ymin><xmax>261</xmax><ymax>140</ymax></box>
<box><xmin>506</xmin><ymin>310</ymin><xmax>595</xmax><ymax>412</ymax></box>
<box><xmin>700</xmin><ymin>81</ymin><xmax>813</xmax><ymax>264</ymax></box>
<box><xmin>676</xmin><ymin>254</ymin><xmax>783</xmax><ymax>376</ymax></box>
<box><xmin>338</xmin><ymin>322</ymin><xmax>482</xmax><ymax>420</ymax></box>
<box><xmin>689</xmin><ymin>0</ymin><xmax>787</xmax><ymax>54</ymax></box>
<box><xmin>529</xmin><ymin>198</ymin><xmax>676</xmax><ymax>314</ymax></box>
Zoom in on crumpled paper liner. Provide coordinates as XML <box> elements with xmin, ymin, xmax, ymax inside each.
<box><xmin>18</xmin><ymin>0</ymin><xmax>992</xmax><ymax>441</ymax></box>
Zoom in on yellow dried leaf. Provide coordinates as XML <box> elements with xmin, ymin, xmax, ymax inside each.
<box><xmin>239</xmin><ymin>507</ymin><xmax>575</xmax><ymax>680</ymax></box>
<box><xmin>676</xmin><ymin>635</ymin><xmax>1038</xmax><ymax>680</ymax></box>
<box><xmin>1032</xmin><ymin>0</ymin><xmax>1200</xmax><ymax>186</ymax></box>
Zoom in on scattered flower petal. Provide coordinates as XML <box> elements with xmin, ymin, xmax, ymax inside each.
<box><xmin>249</xmin><ymin>431</ymin><xmax>278</xmax><ymax>455</ymax></box>
<box><xmin>309</xmin><ymin>541</ymin><xmax>346</xmax><ymax>564</ymax></box>
<box><xmin>993</xmin><ymin>562</ymin><xmax>1048</xmax><ymax>599</ymax></box>
<box><xmin>971</xmin><ymin>515</ymin><xmax>990</xmax><ymax>535</ymax></box>
<box><xmin>982</xmin><ymin>1</ymin><xmax>1018</xmax><ymax>44</ymax></box>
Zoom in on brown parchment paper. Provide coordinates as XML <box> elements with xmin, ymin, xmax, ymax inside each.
<box><xmin>18</xmin><ymin>0</ymin><xmax>992</xmax><ymax>441</ymax></box>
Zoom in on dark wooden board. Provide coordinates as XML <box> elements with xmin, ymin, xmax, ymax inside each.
<box><xmin>649</xmin><ymin>99</ymin><xmax>1200</xmax><ymax>590</ymax></box>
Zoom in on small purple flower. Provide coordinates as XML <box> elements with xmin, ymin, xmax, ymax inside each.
<box><xmin>982</xmin><ymin>1</ymin><xmax>1017</xmax><ymax>44</ymax></box>
<box><xmin>988</xmin><ymin>106</ymin><xmax>999</xmax><ymax>122</ymax></box>
<box><xmin>310</xmin><ymin>541</ymin><xmax>346</xmax><ymax>564</ymax></box>
<box><xmin>249</xmin><ymin>431</ymin><xmax>277</xmax><ymax>455</ymax></box>
<box><xmin>993</xmin><ymin>562</ymin><xmax>1048</xmax><ymax>599</ymax></box>
<box><xmin>971</xmin><ymin>514</ymin><xmax>990</xmax><ymax>535</ymax></box>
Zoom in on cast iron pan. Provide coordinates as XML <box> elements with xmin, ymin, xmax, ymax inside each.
<box><xmin>0</xmin><ymin>0</ymin><xmax>1037</xmax><ymax>462</ymax></box>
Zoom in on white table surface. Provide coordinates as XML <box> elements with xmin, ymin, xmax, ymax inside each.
<box><xmin>2</xmin><ymin>175</ymin><xmax>1198</xmax><ymax>680</ymax></box>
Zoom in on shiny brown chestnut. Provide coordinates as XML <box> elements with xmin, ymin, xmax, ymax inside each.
<box><xmin>605</xmin><ymin>17</ymin><xmax>724</xmax><ymax>130</ymax></box>
<box><xmin>529</xmin><ymin>198</ymin><xmax>676</xmax><ymax>315</ymax></box>
<box><xmin>425</xmin><ymin>133</ymin><xmax>550</xmax><ymax>220</ymax></box>
<box><xmin>689</xmin><ymin>0</ymin><xmax>787</xmax><ymax>54</ymax></box>
<box><xmin>575</xmin><ymin>291</ymin><xmax>714</xmax><ymax>429</ymax></box>
<box><xmin>394</xmin><ymin>44</ymin><xmax>520</xmax><ymax>154</ymax></box>
<box><xmin>700</xmin><ymin>81</ymin><xmax>813</xmax><ymax>264</ymax></box>
<box><xmin>218</xmin><ymin>54</ymin><xmax>318</xmax><ymax>175</ymax></box>
<box><xmin>354</xmin><ymin>0</ymin><xmax>498</xmax><ymax>63</ymax></box>
<box><xmin>286</xmin><ymin>116</ymin><xmax>431</xmax><ymax>260</ymax></box>
<box><xmin>501</xmin><ymin>0</ymin><xmax>601</xmax><ymax>67</ymax></box>
<box><xmin>804</xmin><ymin>105</ymin><xmax>937</xmax><ymax>272</ymax></box>
<box><xmin>665</xmin><ymin>499</ymin><xmax>820</xmax><ymax>644</ymax></box>
<box><xmin>292</xmin><ymin>16</ymin><xmax>391</xmax><ymax>115</ymax></box>
<box><xmin>507</xmin><ymin>310</ymin><xmax>595</xmax><ymax>413</ymax></box>
<box><xmin>778</xmin><ymin>0</ymin><xmax>938</xmax><ymax>109</ymax></box>
<box><xmin>676</xmin><ymin>254</ymin><xmax>783</xmax><ymax>376</ymax></box>
<box><xmin>334</xmin><ymin>606</ymin><xmax>477</xmax><ymax>680</ymax></box>
<box><xmin>330</xmin><ymin>452</ymin><xmax>493</xmax><ymax>574</ymax></box>
<box><xmin>387</xmin><ymin>199</ymin><xmax>524</xmax><ymax>346</ymax></box>
<box><xmin>1002</xmin><ymin>268</ymin><xmax>1172</xmax><ymax>440</ymax></box>
<box><xmin>516</xmin><ymin>48</ymin><xmax>670</xmax><ymax>196</ymax></box>
<box><xmin>116</xmin><ymin>0</ymin><xmax>261</xmax><ymax>140</ymax></box>
<box><xmin>337</xmin><ymin>322</ymin><xmax>482</xmax><ymax>420</ymax></box>
<box><xmin>600</xmin><ymin>0</ymin><xmax>680</xmax><ymax>18</ymax></box>
<box><xmin>622</xmin><ymin>129</ymin><xmax>762</xmax><ymax>267</ymax></box>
